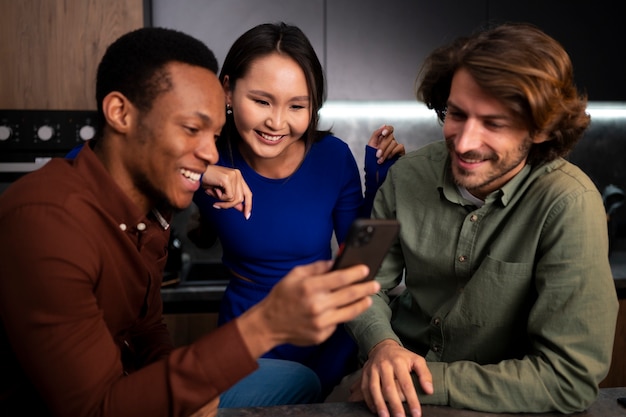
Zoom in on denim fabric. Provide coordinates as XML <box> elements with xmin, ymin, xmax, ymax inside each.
<box><xmin>219</xmin><ymin>358</ymin><xmax>322</xmax><ymax>408</ymax></box>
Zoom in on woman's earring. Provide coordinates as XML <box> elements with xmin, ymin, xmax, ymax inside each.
<box><xmin>226</xmin><ymin>104</ymin><xmax>233</xmax><ymax>115</ymax></box>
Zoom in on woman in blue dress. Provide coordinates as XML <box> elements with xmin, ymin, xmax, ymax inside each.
<box><xmin>191</xmin><ymin>22</ymin><xmax>404</xmax><ymax>400</ymax></box>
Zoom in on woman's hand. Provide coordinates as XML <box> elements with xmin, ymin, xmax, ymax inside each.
<box><xmin>201</xmin><ymin>165</ymin><xmax>252</xmax><ymax>219</ymax></box>
<box><xmin>367</xmin><ymin>124</ymin><xmax>406</xmax><ymax>164</ymax></box>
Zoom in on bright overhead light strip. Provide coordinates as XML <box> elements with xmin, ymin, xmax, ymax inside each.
<box><xmin>320</xmin><ymin>101</ymin><xmax>436</xmax><ymax>120</ymax></box>
<box><xmin>319</xmin><ymin>101</ymin><xmax>626</xmax><ymax>120</ymax></box>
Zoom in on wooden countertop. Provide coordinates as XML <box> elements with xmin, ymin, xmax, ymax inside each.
<box><xmin>217</xmin><ymin>387</ymin><xmax>626</xmax><ymax>417</ymax></box>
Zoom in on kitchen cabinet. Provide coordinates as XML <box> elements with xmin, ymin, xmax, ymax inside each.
<box><xmin>152</xmin><ymin>0</ymin><xmax>624</xmax><ymax>101</ymax></box>
<box><xmin>326</xmin><ymin>0</ymin><xmax>625</xmax><ymax>101</ymax></box>
<box><xmin>324</xmin><ymin>0</ymin><xmax>484</xmax><ymax>100</ymax></box>
<box><xmin>488</xmin><ymin>0</ymin><xmax>626</xmax><ymax>101</ymax></box>
<box><xmin>0</xmin><ymin>0</ymin><xmax>146</xmax><ymax>110</ymax></box>
<box><xmin>152</xmin><ymin>0</ymin><xmax>485</xmax><ymax>100</ymax></box>
<box><xmin>152</xmin><ymin>0</ymin><xmax>325</xmax><ymax>80</ymax></box>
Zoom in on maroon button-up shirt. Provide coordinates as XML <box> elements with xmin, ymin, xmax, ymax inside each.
<box><xmin>0</xmin><ymin>144</ymin><xmax>256</xmax><ymax>416</ymax></box>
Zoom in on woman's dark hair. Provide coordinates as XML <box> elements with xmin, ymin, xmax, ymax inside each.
<box><xmin>95</xmin><ymin>27</ymin><xmax>219</xmax><ymax>134</ymax></box>
<box><xmin>416</xmin><ymin>22</ymin><xmax>590</xmax><ymax>165</ymax></box>
<box><xmin>218</xmin><ymin>22</ymin><xmax>329</xmax><ymax>154</ymax></box>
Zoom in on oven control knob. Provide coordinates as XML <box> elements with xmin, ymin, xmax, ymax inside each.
<box><xmin>79</xmin><ymin>125</ymin><xmax>96</xmax><ymax>141</ymax></box>
<box><xmin>37</xmin><ymin>125</ymin><xmax>55</xmax><ymax>141</ymax></box>
<box><xmin>0</xmin><ymin>125</ymin><xmax>11</xmax><ymax>141</ymax></box>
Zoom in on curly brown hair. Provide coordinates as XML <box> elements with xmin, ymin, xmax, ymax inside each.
<box><xmin>416</xmin><ymin>23</ymin><xmax>590</xmax><ymax>165</ymax></box>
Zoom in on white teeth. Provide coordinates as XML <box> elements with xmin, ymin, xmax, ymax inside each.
<box><xmin>460</xmin><ymin>157</ymin><xmax>481</xmax><ymax>164</ymax></box>
<box><xmin>180</xmin><ymin>168</ymin><xmax>201</xmax><ymax>182</ymax></box>
<box><xmin>259</xmin><ymin>132</ymin><xmax>283</xmax><ymax>142</ymax></box>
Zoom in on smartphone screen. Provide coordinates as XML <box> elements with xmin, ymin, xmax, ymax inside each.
<box><xmin>332</xmin><ymin>218</ymin><xmax>400</xmax><ymax>281</ymax></box>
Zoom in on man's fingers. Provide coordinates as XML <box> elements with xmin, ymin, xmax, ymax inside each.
<box><xmin>398</xmin><ymin>373</ymin><xmax>422</xmax><ymax>417</ymax></box>
<box><xmin>380</xmin><ymin>369</ymin><xmax>407</xmax><ymax>417</ymax></box>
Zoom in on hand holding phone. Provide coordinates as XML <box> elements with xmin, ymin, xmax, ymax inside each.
<box><xmin>332</xmin><ymin>218</ymin><xmax>400</xmax><ymax>281</ymax></box>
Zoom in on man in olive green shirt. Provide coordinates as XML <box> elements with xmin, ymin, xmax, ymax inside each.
<box><xmin>346</xmin><ymin>23</ymin><xmax>619</xmax><ymax>416</ymax></box>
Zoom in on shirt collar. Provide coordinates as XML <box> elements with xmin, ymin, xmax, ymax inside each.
<box><xmin>151</xmin><ymin>208</ymin><xmax>170</xmax><ymax>230</ymax></box>
<box><xmin>440</xmin><ymin>158</ymin><xmax>538</xmax><ymax>208</ymax></box>
<box><xmin>74</xmin><ymin>143</ymin><xmax>170</xmax><ymax>232</ymax></box>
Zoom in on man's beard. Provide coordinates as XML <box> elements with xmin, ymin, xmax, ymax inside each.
<box><xmin>448</xmin><ymin>137</ymin><xmax>532</xmax><ymax>194</ymax></box>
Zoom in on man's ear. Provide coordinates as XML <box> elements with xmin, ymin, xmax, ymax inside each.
<box><xmin>101</xmin><ymin>92</ymin><xmax>134</xmax><ymax>134</ymax></box>
<box><xmin>532</xmin><ymin>131</ymin><xmax>550</xmax><ymax>144</ymax></box>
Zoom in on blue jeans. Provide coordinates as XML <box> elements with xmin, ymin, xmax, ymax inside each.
<box><xmin>218</xmin><ymin>358</ymin><xmax>322</xmax><ymax>408</ymax></box>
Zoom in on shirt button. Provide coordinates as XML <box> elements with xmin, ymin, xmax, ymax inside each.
<box><xmin>433</xmin><ymin>317</ymin><xmax>441</xmax><ymax>326</ymax></box>
<box><xmin>137</xmin><ymin>222</ymin><xmax>146</xmax><ymax>231</ymax></box>
<box><xmin>458</xmin><ymin>255</ymin><xmax>468</xmax><ymax>262</ymax></box>
<box><xmin>432</xmin><ymin>344</ymin><xmax>441</xmax><ymax>353</ymax></box>
<box><xmin>470</xmin><ymin>214</ymin><xmax>478</xmax><ymax>222</ymax></box>
<box><xmin>119</xmin><ymin>223</ymin><xmax>127</xmax><ymax>231</ymax></box>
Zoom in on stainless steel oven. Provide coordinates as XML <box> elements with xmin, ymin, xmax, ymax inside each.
<box><xmin>0</xmin><ymin>109</ymin><xmax>98</xmax><ymax>181</ymax></box>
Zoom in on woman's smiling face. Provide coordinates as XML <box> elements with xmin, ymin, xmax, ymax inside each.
<box><xmin>226</xmin><ymin>52</ymin><xmax>311</xmax><ymax>164</ymax></box>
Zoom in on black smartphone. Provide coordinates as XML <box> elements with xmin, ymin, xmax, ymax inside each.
<box><xmin>332</xmin><ymin>218</ymin><xmax>400</xmax><ymax>281</ymax></box>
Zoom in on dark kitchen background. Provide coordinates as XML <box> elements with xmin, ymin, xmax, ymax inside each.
<box><xmin>2</xmin><ymin>0</ymin><xmax>625</xmax><ymax>108</ymax></box>
<box><xmin>1</xmin><ymin>0</ymin><xmax>625</xmax><ymax>386</ymax></box>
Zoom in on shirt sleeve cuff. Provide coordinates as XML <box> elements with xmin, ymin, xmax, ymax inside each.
<box><xmin>413</xmin><ymin>361</ymin><xmax>448</xmax><ymax>405</ymax></box>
